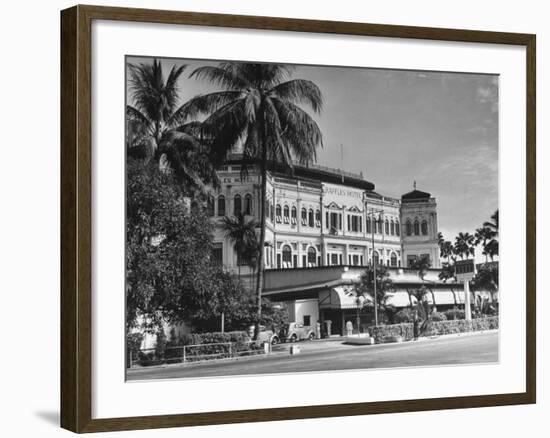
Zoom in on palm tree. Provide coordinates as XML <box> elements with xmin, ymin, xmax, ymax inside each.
<box><xmin>356</xmin><ymin>265</ymin><xmax>394</xmax><ymax>326</ymax></box>
<box><xmin>437</xmin><ymin>232</ymin><xmax>445</xmax><ymax>248</ymax></box>
<box><xmin>184</xmin><ymin>62</ymin><xmax>323</xmax><ymax>338</ymax></box>
<box><xmin>482</xmin><ymin>210</ymin><xmax>499</xmax><ymax>260</ymax></box>
<box><xmin>221</xmin><ymin>213</ymin><xmax>259</xmax><ymax>277</ymax></box>
<box><xmin>126</xmin><ymin>59</ymin><xmax>219</xmax><ymax>193</ymax></box>
<box><xmin>474</xmin><ymin>226</ymin><xmax>497</xmax><ymax>262</ymax></box>
<box><xmin>439</xmin><ymin>262</ymin><xmax>457</xmax><ymax>305</ymax></box>
<box><xmin>454</xmin><ymin>232</ymin><xmax>475</xmax><ymax>260</ymax></box>
<box><xmin>410</xmin><ymin>255</ymin><xmax>436</xmax><ymax>309</ymax></box>
<box><xmin>437</xmin><ymin>233</ymin><xmax>454</xmax><ymax>263</ymax></box>
<box><xmin>483</xmin><ymin>210</ymin><xmax>499</xmax><ymax>236</ymax></box>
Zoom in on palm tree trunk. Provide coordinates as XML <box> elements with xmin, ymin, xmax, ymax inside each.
<box><xmin>253</xmin><ymin>119</ymin><xmax>268</xmax><ymax>341</ymax></box>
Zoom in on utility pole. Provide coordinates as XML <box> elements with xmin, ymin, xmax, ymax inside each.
<box><xmin>367</xmin><ymin>207</ymin><xmax>384</xmax><ymax>327</ymax></box>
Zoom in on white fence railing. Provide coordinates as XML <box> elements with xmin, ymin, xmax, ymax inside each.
<box><xmin>129</xmin><ymin>340</ymin><xmax>268</xmax><ymax>368</ymax></box>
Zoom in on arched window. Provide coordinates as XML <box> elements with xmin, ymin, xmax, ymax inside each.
<box><xmin>395</xmin><ymin>220</ymin><xmax>400</xmax><ymax>236</ymax></box>
<box><xmin>421</xmin><ymin>220</ymin><xmax>428</xmax><ymax>235</ymax></box>
<box><xmin>283</xmin><ymin>205</ymin><xmax>290</xmax><ymax>223</ymax></box>
<box><xmin>385</xmin><ymin>219</ymin><xmax>390</xmax><ymax>235</ymax></box>
<box><xmin>372</xmin><ymin>251</ymin><xmax>380</xmax><ymax>266</ymax></box>
<box><xmin>315</xmin><ymin>210</ymin><xmax>321</xmax><ymax>227</ymax></box>
<box><xmin>244</xmin><ymin>194</ymin><xmax>252</xmax><ymax>215</ymax></box>
<box><xmin>207</xmin><ymin>196</ymin><xmax>215</xmax><ymax>216</ymax></box>
<box><xmin>265</xmin><ymin>199</ymin><xmax>270</xmax><ymax>219</ymax></box>
<box><xmin>414</xmin><ymin>220</ymin><xmax>420</xmax><ymax>236</ymax></box>
<box><xmin>366</xmin><ymin>216</ymin><xmax>372</xmax><ymax>234</ymax></box>
<box><xmin>275</xmin><ymin>204</ymin><xmax>282</xmax><ymax>223</ymax></box>
<box><xmin>377</xmin><ymin>218</ymin><xmax>382</xmax><ymax>234</ymax></box>
<box><xmin>406</xmin><ymin>220</ymin><xmax>412</xmax><ymax>236</ymax></box>
<box><xmin>233</xmin><ymin>195</ymin><xmax>242</xmax><ymax>216</ymax></box>
<box><xmin>307</xmin><ymin>247</ymin><xmax>317</xmax><ymax>266</ymax></box>
<box><xmin>301</xmin><ymin>208</ymin><xmax>307</xmax><ymax>225</ymax></box>
<box><xmin>291</xmin><ymin>206</ymin><xmax>297</xmax><ymax>225</ymax></box>
<box><xmin>390</xmin><ymin>252</ymin><xmax>398</xmax><ymax>267</ymax></box>
<box><xmin>390</xmin><ymin>220</ymin><xmax>395</xmax><ymax>235</ymax></box>
<box><xmin>217</xmin><ymin>195</ymin><xmax>225</xmax><ymax>217</ymax></box>
<box><xmin>308</xmin><ymin>209</ymin><xmax>314</xmax><ymax>227</ymax></box>
<box><xmin>282</xmin><ymin>245</ymin><xmax>292</xmax><ymax>268</ymax></box>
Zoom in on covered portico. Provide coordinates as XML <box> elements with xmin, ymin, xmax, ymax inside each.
<box><xmin>263</xmin><ymin>265</ymin><xmax>466</xmax><ymax>336</ymax></box>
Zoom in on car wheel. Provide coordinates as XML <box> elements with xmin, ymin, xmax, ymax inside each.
<box><xmin>271</xmin><ymin>336</ymin><xmax>279</xmax><ymax>345</ymax></box>
<box><xmin>290</xmin><ymin>334</ymin><xmax>297</xmax><ymax>343</ymax></box>
<box><xmin>308</xmin><ymin>333</ymin><xmax>315</xmax><ymax>341</ymax></box>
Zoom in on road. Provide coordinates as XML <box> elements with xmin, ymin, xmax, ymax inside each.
<box><xmin>127</xmin><ymin>332</ymin><xmax>498</xmax><ymax>381</ymax></box>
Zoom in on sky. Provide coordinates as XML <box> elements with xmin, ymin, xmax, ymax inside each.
<box><xmin>127</xmin><ymin>56</ymin><xmax>499</xmax><ymax>245</ymax></box>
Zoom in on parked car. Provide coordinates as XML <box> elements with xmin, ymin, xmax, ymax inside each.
<box><xmin>279</xmin><ymin>322</ymin><xmax>316</xmax><ymax>342</ymax></box>
<box><xmin>247</xmin><ymin>325</ymin><xmax>280</xmax><ymax>345</ymax></box>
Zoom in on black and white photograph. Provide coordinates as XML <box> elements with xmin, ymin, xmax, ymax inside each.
<box><xmin>125</xmin><ymin>56</ymin><xmax>499</xmax><ymax>381</ymax></box>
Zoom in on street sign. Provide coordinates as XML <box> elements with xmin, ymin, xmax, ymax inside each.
<box><xmin>455</xmin><ymin>259</ymin><xmax>475</xmax><ymax>281</ymax></box>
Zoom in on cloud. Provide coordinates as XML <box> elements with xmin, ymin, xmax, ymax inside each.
<box><xmin>476</xmin><ymin>82</ymin><xmax>499</xmax><ymax>114</ymax></box>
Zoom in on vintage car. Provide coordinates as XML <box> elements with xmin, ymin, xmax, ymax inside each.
<box><xmin>248</xmin><ymin>325</ymin><xmax>280</xmax><ymax>345</ymax></box>
<box><xmin>279</xmin><ymin>322</ymin><xmax>316</xmax><ymax>342</ymax></box>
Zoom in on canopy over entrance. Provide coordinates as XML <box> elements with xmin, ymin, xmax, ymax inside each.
<box><xmin>319</xmin><ymin>286</ymin><xmax>372</xmax><ymax>310</ymax></box>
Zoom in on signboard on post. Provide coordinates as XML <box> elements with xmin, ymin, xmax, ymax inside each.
<box><xmin>455</xmin><ymin>259</ymin><xmax>475</xmax><ymax>281</ymax></box>
<box><xmin>454</xmin><ymin>259</ymin><xmax>476</xmax><ymax>321</ymax></box>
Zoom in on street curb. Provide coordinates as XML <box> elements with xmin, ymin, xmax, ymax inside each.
<box><xmin>127</xmin><ymin>329</ymin><xmax>499</xmax><ymax>375</ymax></box>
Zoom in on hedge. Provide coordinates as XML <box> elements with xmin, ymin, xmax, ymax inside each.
<box><xmin>134</xmin><ymin>330</ymin><xmax>263</xmax><ymax>366</ymax></box>
<box><xmin>369</xmin><ymin>316</ymin><xmax>499</xmax><ymax>344</ymax></box>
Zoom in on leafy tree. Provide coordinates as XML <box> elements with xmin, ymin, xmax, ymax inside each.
<box><xmin>184</xmin><ymin>62</ymin><xmax>323</xmax><ymax>338</ymax></box>
<box><xmin>126</xmin><ymin>59</ymin><xmax>219</xmax><ymax>194</ymax></box>
<box><xmin>356</xmin><ymin>265</ymin><xmax>395</xmax><ymax>325</ymax></box>
<box><xmin>126</xmin><ymin>158</ymin><xmax>245</xmax><ymax>333</ymax></box>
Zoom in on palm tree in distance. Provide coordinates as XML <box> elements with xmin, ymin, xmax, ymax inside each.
<box><xmin>483</xmin><ymin>210</ymin><xmax>499</xmax><ymax>236</ymax></box>
<box><xmin>475</xmin><ymin>226</ymin><xmax>497</xmax><ymax>262</ymax></box>
<box><xmin>126</xmin><ymin>59</ymin><xmax>219</xmax><ymax>193</ymax></box>
<box><xmin>482</xmin><ymin>210</ymin><xmax>499</xmax><ymax>261</ymax></box>
<box><xmin>183</xmin><ymin>62</ymin><xmax>323</xmax><ymax>338</ymax></box>
<box><xmin>410</xmin><ymin>255</ymin><xmax>436</xmax><ymax>310</ymax></box>
<box><xmin>454</xmin><ymin>232</ymin><xmax>475</xmax><ymax>260</ymax></box>
<box><xmin>221</xmin><ymin>213</ymin><xmax>259</xmax><ymax>277</ymax></box>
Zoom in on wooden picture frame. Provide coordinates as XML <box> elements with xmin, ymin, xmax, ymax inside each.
<box><xmin>60</xmin><ymin>4</ymin><xmax>536</xmax><ymax>433</ymax></box>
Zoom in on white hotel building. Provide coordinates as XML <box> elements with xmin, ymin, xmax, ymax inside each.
<box><xmin>210</xmin><ymin>155</ymin><xmax>442</xmax><ymax>273</ymax></box>
<box><xmin>205</xmin><ymin>156</ymin><xmax>470</xmax><ymax>335</ymax></box>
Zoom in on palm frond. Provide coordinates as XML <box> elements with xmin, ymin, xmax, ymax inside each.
<box><xmin>269</xmin><ymin>79</ymin><xmax>323</xmax><ymax>114</ymax></box>
<box><xmin>270</xmin><ymin>98</ymin><xmax>323</xmax><ymax>165</ymax></box>
<box><xmin>167</xmin><ymin>91</ymin><xmax>244</xmax><ymax>128</ymax></box>
<box><xmin>190</xmin><ymin>65</ymin><xmax>251</xmax><ymax>90</ymax></box>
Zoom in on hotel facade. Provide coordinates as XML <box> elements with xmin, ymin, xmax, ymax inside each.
<box><xmin>210</xmin><ymin>155</ymin><xmax>442</xmax><ymax>274</ymax></box>
<box><xmin>207</xmin><ymin>156</ymin><xmax>470</xmax><ymax>336</ymax></box>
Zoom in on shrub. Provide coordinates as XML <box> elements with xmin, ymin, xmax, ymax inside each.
<box><xmin>369</xmin><ymin>316</ymin><xmax>498</xmax><ymax>344</ymax></box>
<box><xmin>394</xmin><ymin>308</ymin><xmax>416</xmax><ymax>323</ymax></box>
<box><xmin>173</xmin><ymin>331</ymin><xmax>262</xmax><ymax>363</ymax></box>
<box><xmin>430</xmin><ymin>312</ymin><xmax>447</xmax><ymax>322</ymax></box>
<box><xmin>369</xmin><ymin>323</ymin><xmax>414</xmax><ymax>344</ymax></box>
<box><xmin>444</xmin><ymin>308</ymin><xmax>465</xmax><ymax>320</ymax></box>
<box><xmin>126</xmin><ymin>332</ymin><xmax>143</xmax><ymax>367</ymax></box>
